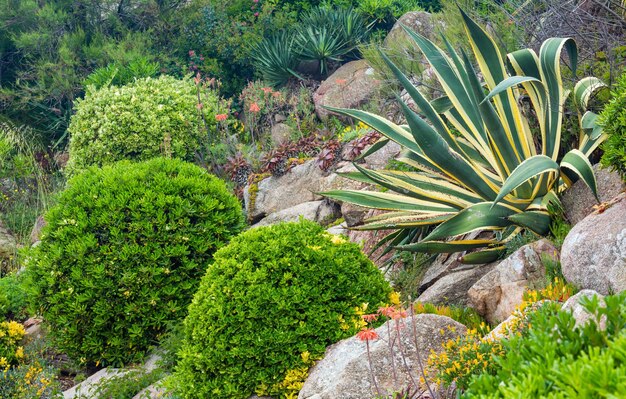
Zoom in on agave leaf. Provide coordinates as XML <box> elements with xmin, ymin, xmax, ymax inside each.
<box><xmin>507</xmin><ymin>211</ymin><xmax>551</xmax><ymax>235</ymax></box>
<box><xmin>398</xmin><ymin>96</ymin><xmax>499</xmax><ymax>201</ymax></box>
<box><xmin>397</xmin><ymin>239</ymin><xmax>497</xmax><ymax>253</ymax></box>
<box><xmin>355</xmin><ymin>138</ymin><xmax>389</xmax><ymax>161</ymax></box>
<box><xmin>574</xmin><ymin>76</ymin><xmax>606</xmax><ymax>110</ymax></box>
<box><xmin>539</xmin><ymin>37</ymin><xmax>577</xmax><ymax>160</ymax></box>
<box><xmin>356</xmin><ymin>212</ymin><xmax>452</xmax><ymax>230</ymax></box>
<box><xmin>560</xmin><ymin>149</ymin><xmax>598</xmax><ymax>200</ymax></box>
<box><xmin>493</xmin><ymin>155</ymin><xmax>559</xmax><ymax>206</ymax></box>
<box><xmin>482</xmin><ymin>76</ymin><xmax>542</xmax><ymax>104</ymax></box>
<box><xmin>460</xmin><ymin>247</ymin><xmax>506</xmax><ymax>264</ymax></box>
<box><xmin>320</xmin><ymin>189</ymin><xmax>457</xmax><ymax>213</ymax></box>
<box><xmin>424</xmin><ymin>202</ymin><xmax>518</xmax><ymax>242</ymax></box>
<box><xmin>460</xmin><ymin>8</ymin><xmax>534</xmax><ymax>164</ymax></box>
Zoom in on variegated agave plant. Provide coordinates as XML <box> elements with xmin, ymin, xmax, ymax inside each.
<box><xmin>322</xmin><ymin>10</ymin><xmax>607</xmax><ymax>263</ymax></box>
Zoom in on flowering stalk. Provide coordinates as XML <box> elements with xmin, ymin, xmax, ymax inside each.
<box><xmin>409</xmin><ymin>302</ymin><xmax>437</xmax><ymax>399</ymax></box>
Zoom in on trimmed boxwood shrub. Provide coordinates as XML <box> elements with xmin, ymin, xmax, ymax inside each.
<box><xmin>600</xmin><ymin>73</ymin><xmax>626</xmax><ymax>180</ymax></box>
<box><xmin>65</xmin><ymin>75</ymin><xmax>217</xmax><ymax>176</ymax></box>
<box><xmin>173</xmin><ymin>220</ymin><xmax>391</xmax><ymax>399</ymax></box>
<box><xmin>26</xmin><ymin>157</ymin><xmax>245</xmax><ymax>366</ymax></box>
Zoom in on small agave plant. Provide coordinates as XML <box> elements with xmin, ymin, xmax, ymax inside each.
<box><xmin>322</xmin><ymin>10</ymin><xmax>607</xmax><ymax>263</ymax></box>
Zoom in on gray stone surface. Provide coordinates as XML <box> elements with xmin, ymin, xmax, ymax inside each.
<box><xmin>468</xmin><ymin>239</ymin><xmax>558</xmax><ymax>324</ymax></box>
<box><xmin>561</xmin><ymin>289</ymin><xmax>606</xmax><ymax>329</ymax></box>
<box><xmin>270</xmin><ymin>123</ymin><xmax>292</xmax><ymax>146</ymax></box>
<box><xmin>244</xmin><ymin>160</ymin><xmax>327</xmax><ymax>222</ymax></box>
<box><xmin>384</xmin><ymin>11</ymin><xmax>435</xmax><ymax>48</ymax></box>
<box><xmin>313</xmin><ymin>60</ymin><xmax>380</xmax><ymax>121</ymax></box>
<box><xmin>561</xmin><ymin>163</ymin><xmax>625</xmax><ymax>225</ymax></box>
<box><xmin>63</xmin><ymin>354</ymin><xmax>161</xmax><ymax>399</ymax></box>
<box><xmin>0</xmin><ymin>221</ymin><xmax>17</xmax><ymax>267</ymax></box>
<box><xmin>417</xmin><ymin>264</ymin><xmax>496</xmax><ymax>307</ymax></box>
<box><xmin>253</xmin><ymin>200</ymin><xmax>340</xmax><ymax>227</ymax></box>
<box><xmin>299</xmin><ymin>314</ymin><xmax>465</xmax><ymax>399</ymax></box>
<box><xmin>561</xmin><ymin>193</ymin><xmax>626</xmax><ymax>295</ymax></box>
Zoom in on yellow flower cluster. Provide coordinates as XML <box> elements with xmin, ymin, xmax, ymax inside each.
<box><xmin>523</xmin><ymin>277</ymin><xmax>575</xmax><ymax>304</ymax></box>
<box><xmin>427</xmin><ymin>326</ymin><xmax>505</xmax><ymax>389</ymax></box>
<box><xmin>337</xmin><ymin>121</ymin><xmax>370</xmax><ymax>142</ymax></box>
<box><xmin>257</xmin><ymin>351</ymin><xmax>317</xmax><ymax>399</ymax></box>
<box><xmin>0</xmin><ymin>320</ymin><xmax>26</xmax><ymax>368</ymax></box>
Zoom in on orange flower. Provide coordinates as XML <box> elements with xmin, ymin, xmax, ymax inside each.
<box><xmin>272</xmin><ymin>91</ymin><xmax>281</xmax><ymax>98</ymax></box>
<box><xmin>378</xmin><ymin>306</ymin><xmax>396</xmax><ymax>318</ymax></box>
<box><xmin>357</xmin><ymin>328</ymin><xmax>379</xmax><ymax>342</ymax></box>
<box><xmin>196</xmin><ymin>103</ymin><xmax>203</xmax><ymax>110</ymax></box>
<box><xmin>194</xmin><ymin>72</ymin><xmax>201</xmax><ymax>85</ymax></box>
<box><xmin>249</xmin><ymin>102</ymin><xmax>261</xmax><ymax>113</ymax></box>
<box><xmin>335</xmin><ymin>78</ymin><xmax>348</xmax><ymax>85</ymax></box>
<box><xmin>261</xmin><ymin>87</ymin><xmax>273</xmax><ymax>94</ymax></box>
<box><xmin>362</xmin><ymin>313</ymin><xmax>379</xmax><ymax>323</ymax></box>
<box><xmin>215</xmin><ymin>113</ymin><xmax>228</xmax><ymax>122</ymax></box>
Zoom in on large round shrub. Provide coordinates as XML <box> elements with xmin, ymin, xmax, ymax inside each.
<box><xmin>65</xmin><ymin>75</ymin><xmax>217</xmax><ymax>176</ymax></box>
<box><xmin>27</xmin><ymin>158</ymin><xmax>245</xmax><ymax>366</ymax></box>
<box><xmin>600</xmin><ymin>73</ymin><xmax>626</xmax><ymax>180</ymax></box>
<box><xmin>174</xmin><ymin>220</ymin><xmax>391</xmax><ymax>399</ymax></box>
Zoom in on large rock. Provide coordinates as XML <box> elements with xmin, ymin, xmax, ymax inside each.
<box><xmin>313</xmin><ymin>60</ymin><xmax>380</xmax><ymax>121</ymax></box>
<box><xmin>270</xmin><ymin>123</ymin><xmax>292</xmax><ymax>146</ymax></box>
<box><xmin>561</xmin><ymin>289</ymin><xmax>606</xmax><ymax>329</ymax></box>
<box><xmin>384</xmin><ymin>11</ymin><xmax>435</xmax><ymax>48</ymax></box>
<box><xmin>299</xmin><ymin>314</ymin><xmax>466</xmax><ymax>399</ymax></box>
<box><xmin>468</xmin><ymin>239</ymin><xmax>558</xmax><ymax>324</ymax></box>
<box><xmin>561</xmin><ymin>163</ymin><xmax>626</xmax><ymax>225</ymax></box>
<box><xmin>0</xmin><ymin>221</ymin><xmax>17</xmax><ymax>268</ymax></box>
<box><xmin>253</xmin><ymin>200</ymin><xmax>340</xmax><ymax>227</ymax></box>
<box><xmin>244</xmin><ymin>160</ymin><xmax>329</xmax><ymax>223</ymax></box>
<box><xmin>561</xmin><ymin>193</ymin><xmax>626</xmax><ymax>295</ymax></box>
<box><xmin>63</xmin><ymin>354</ymin><xmax>161</xmax><ymax>399</ymax></box>
<box><xmin>416</xmin><ymin>264</ymin><xmax>496</xmax><ymax>307</ymax></box>
<box><xmin>362</xmin><ymin>141</ymin><xmax>402</xmax><ymax>171</ymax></box>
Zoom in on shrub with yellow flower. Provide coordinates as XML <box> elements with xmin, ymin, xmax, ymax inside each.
<box><xmin>0</xmin><ymin>321</ymin><xmax>25</xmax><ymax>367</ymax></box>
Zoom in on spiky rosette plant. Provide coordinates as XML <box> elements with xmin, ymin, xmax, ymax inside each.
<box><xmin>322</xmin><ymin>10</ymin><xmax>607</xmax><ymax>263</ymax></box>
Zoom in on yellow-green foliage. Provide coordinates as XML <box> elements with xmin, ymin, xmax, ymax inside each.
<box><xmin>600</xmin><ymin>72</ymin><xmax>626</xmax><ymax>180</ymax></box>
<box><xmin>0</xmin><ymin>321</ymin><xmax>25</xmax><ymax>369</ymax></box>
<box><xmin>26</xmin><ymin>158</ymin><xmax>245</xmax><ymax>366</ymax></box>
<box><xmin>173</xmin><ymin>220</ymin><xmax>391</xmax><ymax>399</ymax></box>
<box><xmin>65</xmin><ymin>75</ymin><xmax>216</xmax><ymax>176</ymax></box>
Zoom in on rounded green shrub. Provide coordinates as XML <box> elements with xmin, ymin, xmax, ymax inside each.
<box><xmin>600</xmin><ymin>73</ymin><xmax>626</xmax><ymax>180</ymax></box>
<box><xmin>65</xmin><ymin>75</ymin><xmax>216</xmax><ymax>176</ymax></box>
<box><xmin>26</xmin><ymin>157</ymin><xmax>245</xmax><ymax>366</ymax></box>
<box><xmin>173</xmin><ymin>220</ymin><xmax>391</xmax><ymax>399</ymax></box>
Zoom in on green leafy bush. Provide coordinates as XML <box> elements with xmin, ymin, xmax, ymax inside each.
<box><xmin>0</xmin><ymin>274</ymin><xmax>28</xmax><ymax>321</ymax></box>
<box><xmin>65</xmin><ymin>75</ymin><xmax>215</xmax><ymax>176</ymax></box>
<box><xmin>173</xmin><ymin>220</ymin><xmax>391</xmax><ymax>399</ymax></box>
<box><xmin>462</xmin><ymin>293</ymin><xmax>626</xmax><ymax>398</ymax></box>
<box><xmin>26</xmin><ymin>158</ymin><xmax>245</xmax><ymax>366</ymax></box>
<box><xmin>600</xmin><ymin>72</ymin><xmax>626</xmax><ymax>180</ymax></box>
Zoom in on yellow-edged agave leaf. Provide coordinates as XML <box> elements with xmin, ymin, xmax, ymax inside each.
<box><xmin>423</xmin><ymin>202</ymin><xmax>519</xmax><ymax>242</ymax></box>
<box><xmin>399</xmin><ymin>96</ymin><xmax>499</xmax><ymax>200</ymax></box>
<box><xmin>320</xmin><ymin>190</ymin><xmax>457</xmax><ymax>213</ymax></box>
<box><xmin>560</xmin><ymin>149</ymin><xmax>599</xmax><ymax>200</ymax></box>
<box><xmin>460</xmin><ymin>247</ymin><xmax>506</xmax><ymax>264</ymax></box>
<box><xmin>356</xmin><ymin>213</ymin><xmax>452</xmax><ymax>230</ymax></box>
<box><xmin>507</xmin><ymin>211</ymin><xmax>551</xmax><ymax>235</ymax></box>
<box><xmin>397</xmin><ymin>239</ymin><xmax>498</xmax><ymax>253</ymax></box>
<box><xmin>574</xmin><ymin>77</ymin><xmax>606</xmax><ymax>110</ymax></box>
<box><xmin>493</xmin><ymin>155</ymin><xmax>560</xmax><ymax>206</ymax></box>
